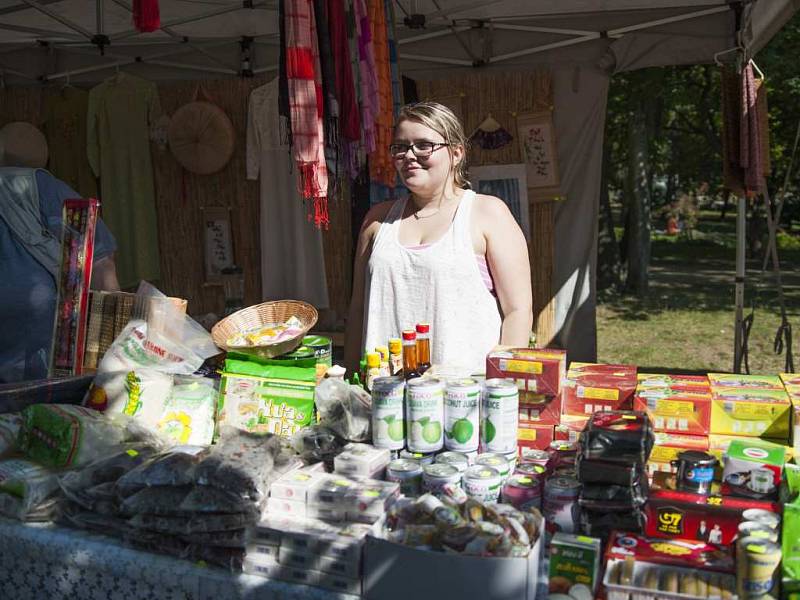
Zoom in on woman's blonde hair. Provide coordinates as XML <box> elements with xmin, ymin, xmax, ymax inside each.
<box><xmin>396</xmin><ymin>101</ymin><xmax>470</xmax><ymax>189</ymax></box>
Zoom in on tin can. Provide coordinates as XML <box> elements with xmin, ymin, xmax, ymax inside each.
<box><xmin>502</xmin><ymin>450</ymin><xmax>518</xmax><ymax>474</ymax></box>
<box><xmin>502</xmin><ymin>473</ymin><xmax>543</xmax><ymax>510</ymax></box>
<box><xmin>422</xmin><ymin>463</ymin><xmax>462</xmax><ymax>494</ymax></box>
<box><xmin>444</xmin><ymin>378</ymin><xmax>481</xmax><ymax>452</ymax></box>
<box><xmin>543</xmin><ymin>476</ymin><xmax>580</xmax><ymax>534</ymax></box>
<box><xmin>399</xmin><ymin>449</ymin><xmax>437</xmax><ymax>466</ymax></box>
<box><xmin>303</xmin><ymin>335</ymin><xmax>332</xmax><ymax>379</ymax></box>
<box><xmin>673</xmin><ymin>450</ymin><xmax>717</xmax><ymax>495</ymax></box>
<box><xmin>520</xmin><ymin>449</ymin><xmax>551</xmax><ymax>471</ymax></box>
<box><xmin>435</xmin><ymin>451</ymin><xmax>470</xmax><ymax>473</ymax></box>
<box><xmin>463</xmin><ymin>465</ymin><xmax>502</xmax><ymax>503</ymax></box>
<box><xmin>406</xmin><ymin>378</ymin><xmax>445</xmax><ymax>453</ymax></box>
<box><xmin>736</xmin><ymin>536</ymin><xmax>781</xmax><ymax>598</ymax></box>
<box><xmin>549</xmin><ymin>440</ymin><xmax>578</xmax><ymax>467</ymax></box>
<box><xmin>371</xmin><ymin>377</ymin><xmax>406</xmax><ymax>450</ymax></box>
<box><xmin>480</xmin><ymin>378</ymin><xmax>519</xmax><ymax>454</ymax></box>
<box><xmin>738</xmin><ymin>521</ymin><xmax>778</xmax><ymax>543</ymax></box>
<box><xmin>386</xmin><ymin>458</ymin><xmax>423</xmax><ymax>497</ymax></box>
<box><xmin>552</xmin><ymin>465</ymin><xmax>577</xmax><ymax>479</ymax></box>
<box><xmin>742</xmin><ymin>509</ymin><xmax>780</xmax><ymax>531</ymax></box>
<box><xmin>474</xmin><ymin>453</ymin><xmax>510</xmax><ymax>481</ymax></box>
<box><xmin>515</xmin><ymin>461</ymin><xmax>547</xmax><ymax>479</ymax></box>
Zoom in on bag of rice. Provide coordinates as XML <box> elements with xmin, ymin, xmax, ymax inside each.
<box><xmin>155</xmin><ymin>376</ymin><xmax>217</xmax><ymax>446</ymax></box>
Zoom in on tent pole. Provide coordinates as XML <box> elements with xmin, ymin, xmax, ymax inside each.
<box><xmin>252</xmin><ymin>65</ymin><xmax>278</xmax><ymax>74</ymax></box>
<box><xmin>398</xmin><ymin>27</ymin><xmax>470</xmax><ymax>46</ymax></box>
<box><xmin>0</xmin><ymin>22</ymin><xmax>84</xmax><ymax>40</ymax></box>
<box><xmin>96</xmin><ymin>0</ymin><xmax>104</xmax><ymax>35</ymax></box>
<box><xmin>491</xmin><ymin>23</ymin><xmax>597</xmax><ymax>37</ymax></box>
<box><xmin>398</xmin><ymin>53</ymin><xmax>473</xmax><ymax>66</ymax></box>
<box><xmin>733</xmin><ymin>194</ymin><xmax>746</xmax><ymax>373</ymax></box>
<box><xmin>607</xmin><ymin>6</ymin><xmax>730</xmax><ymax>36</ymax></box>
<box><xmin>488</xmin><ymin>34</ymin><xmax>599</xmax><ymax>63</ymax></box>
<box><xmin>19</xmin><ymin>0</ymin><xmax>93</xmax><ymax>38</ymax></box>
<box><xmin>146</xmin><ymin>59</ymin><xmax>237</xmax><ymax>75</ymax></box>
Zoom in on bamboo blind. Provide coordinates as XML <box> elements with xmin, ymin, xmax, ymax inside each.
<box><xmin>416</xmin><ymin>72</ymin><xmax>556</xmax><ymax>346</ymax></box>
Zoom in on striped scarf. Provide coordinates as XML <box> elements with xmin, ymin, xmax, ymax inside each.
<box><xmin>368</xmin><ymin>0</ymin><xmax>395</xmax><ymax>189</ymax></box>
<box><xmin>284</xmin><ymin>0</ymin><xmax>329</xmax><ymax>227</ymax></box>
<box><xmin>354</xmin><ymin>0</ymin><xmax>378</xmax><ymax>153</ymax></box>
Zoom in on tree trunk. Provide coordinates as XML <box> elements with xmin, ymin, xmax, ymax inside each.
<box><xmin>625</xmin><ymin>100</ymin><xmax>651</xmax><ymax>296</ymax></box>
<box><xmin>597</xmin><ymin>148</ymin><xmax>622</xmax><ymax>291</ymax></box>
<box><xmin>720</xmin><ymin>190</ymin><xmax>732</xmax><ymax>220</ymax></box>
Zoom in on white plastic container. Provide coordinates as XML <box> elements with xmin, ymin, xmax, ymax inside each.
<box><xmin>602</xmin><ymin>558</ymin><xmax>738</xmax><ymax>600</ymax></box>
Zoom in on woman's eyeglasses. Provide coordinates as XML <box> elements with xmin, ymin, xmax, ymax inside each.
<box><xmin>389</xmin><ymin>141</ymin><xmax>450</xmax><ymax>159</ymax></box>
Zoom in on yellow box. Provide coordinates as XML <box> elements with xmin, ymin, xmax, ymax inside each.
<box><xmin>781</xmin><ymin>373</ymin><xmax>800</xmax><ymax>387</ymax></box>
<box><xmin>708</xmin><ymin>373</ymin><xmax>784</xmax><ymax>390</ymax></box>
<box><xmin>710</xmin><ymin>387</ymin><xmax>791</xmax><ymax>439</ymax></box>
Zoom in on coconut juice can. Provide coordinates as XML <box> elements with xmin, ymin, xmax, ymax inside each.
<box><xmin>371</xmin><ymin>376</ymin><xmax>406</xmax><ymax>450</ymax></box>
<box><xmin>444</xmin><ymin>378</ymin><xmax>481</xmax><ymax>453</ymax></box>
<box><xmin>463</xmin><ymin>465</ymin><xmax>502</xmax><ymax>503</ymax></box>
<box><xmin>406</xmin><ymin>378</ymin><xmax>445</xmax><ymax>453</ymax></box>
<box><xmin>386</xmin><ymin>458</ymin><xmax>423</xmax><ymax>497</ymax></box>
<box><xmin>422</xmin><ymin>463</ymin><xmax>462</xmax><ymax>494</ymax></box>
<box><xmin>480</xmin><ymin>378</ymin><xmax>519</xmax><ymax>454</ymax></box>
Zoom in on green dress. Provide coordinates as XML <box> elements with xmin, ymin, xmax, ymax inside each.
<box><xmin>43</xmin><ymin>86</ymin><xmax>98</xmax><ymax>200</ymax></box>
<box><xmin>87</xmin><ymin>73</ymin><xmax>161</xmax><ymax>288</ymax></box>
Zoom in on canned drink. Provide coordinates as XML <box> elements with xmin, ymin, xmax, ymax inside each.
<box><xmin>520</xmin><ymin>448</ymin><xmax>551</xmax><ymax>470</ymax></box>
<box><xmin>549</xmin><ymin>440</ymin><xmax>578</xmax><ymax>467</ymax></box>
<box><xmin>444</xmin><ymin>378</ymin><xmax>481</xmax><ymax>452</ymax></box>
<box><xmin>502</xmin><ymin>473</ymin><xmax>543</xmax><ymax>510</ymax></box>
<box><xmin>371</xmin><ymin>377</ymin><xmax>406</xmax><ymax>450</ymax></box>
<box><xmin>474</xmin><ymin>453</ymin><xmax>510</xmax><ymax>481</ymax></box>
<box><xmin>399</xmin><ymin>449</ymin><xmax>437</xmax><ymax>466</ymax></box>
<box><xmin>543</xmin><ymin>476</ymin><xmax>580</xmax><ymax>534</ymax></box>
<box><xmin>736</xmin><ymin>536</ymin><xmax>781</xmax><ymax>598</ymax></box>
<box><xmin>742</xmin><ymin>509</ymin><xmax>780</xmax><ymax>531</ymax></box>
<box><xmin>435</xmin><ymin>451</ymin><xmax>470</xmax><ymax>473</ymax></box>
<box><xmin>481</xmin><ymin>379</ymin><xmax>519</xmax><ymax>454</ymax></box>
<box><xmin>406</xmin><ymin>378</ymin><xmax>445</xmax><ymax>453</ymax></box>
<box><xmin>515</xmin><ymin>462</ymin><xmax>547</xmax><ymax>479</ymax></box>
<box><xmin>502</xmin><ymin>450</ymin><xmax>518</xmax><ymax>473</ymax></box>
<box><xmin>386</xmin><ymin>458</ymin><xmax>423</xmax><ymax>497</ymax></box>
<box><xmin>738</xmin><ymin>521</ymin><xmax>778</xmax><ymax>543</ymax></box>
<box><xmin>422</xmin><ymin>463</ymin><xmax>462</xmax><ymax>494</ymax></box>
<box><xmin>462</xmin><ymin>465</ymin><xmax>502</xmax><ymax>503</ymax></box>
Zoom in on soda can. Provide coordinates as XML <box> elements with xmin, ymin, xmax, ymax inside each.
<box><xmin>406</xmin><ymin>378</ymin><xmax>445</xmax><ymax>453</ymax></box>
<box><xmin>444</xmin><ymin>378</ymin><xmax>481</xmax><ymax>452</ymax></box>
<box><xmin>543</xmin><ymin>476</ymin><xmax>580</xmax><ymax>534</ymax></box>
<box><xmin>474</xmin><ymin>452</ymin><xmax>510</xmax><ymax>481</ymax></box>
<box><xmin>371</xmin><ymin>376</ymin><xmax>406</xmax><ymax>450</ymax></box>
<box><xmin>386</xmin><ymin>458</ymin><xmax>423</xmax><ymax>497</ymax></box>
<box><xmin>435</xmin><ymin>451</ymin><xmax>470</xmax><ymax>473</ymax></box>
<box><xmin>480</xmin><ymin>378</ymin><xmax>519</xmax><ymax>454</ymax></box>
<box><xmin>463</xmin><ymin>465</ymin><xmax>502</xmax><ymax>503</ymax></box>
<box><xmin>422</xmin><ymin>463</ymin><xmax>462</xmax><ymax>494</ymax></box>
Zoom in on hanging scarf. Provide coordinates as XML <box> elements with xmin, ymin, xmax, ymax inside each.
<box><xmin>368</xmin><ymin>0</ymin><xmax>395</xmax><ymax>189</ymax></box>
<box><xmin>740</xmin><ymin>61</ymin><xmax>764</xmax><ymax>195</ymax></box>
<box><xmin>314</xmin><ymin>0</ymin><xmax>339</xmax><ymax>148</ymax></box>
<box><xmin>278</xmin><ymin>0</ymin><xmax>292</xmax><ymax>146</ymax></box>
<box><xmin>133</xmin><ymin>0</ymin><xmax>160</xmax><ymax>33</ymax></box>
<box><xmin>385</xmin><ymin>0</ymin><xmax>402</xmax><ymax>120</ymax></box>
<box><xmin>284</xmin><ymin>0</ymin><xmax>329</xmax><ymax>227</ymax></box>
<box><xmin>354</xmin><ymin>0</ymin><xmax>378</xmax><ymax>153</ymax></box>
<box><xmin>328</xmin><ymin>0</ymin><xmax>360</xmax><ymax>142</ymax></box>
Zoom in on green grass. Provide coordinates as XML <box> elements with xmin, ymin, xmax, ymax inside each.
<box><xmin>597</xmin><ymin>211</ymin><xmax>800</xmax><ymax>375</ymax></box>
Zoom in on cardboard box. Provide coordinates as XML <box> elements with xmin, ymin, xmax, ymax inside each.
<box><xmin>710</xmin><ymin>387</ymin><xmax>791</xmax><ymax>439</ymax></box>
<box><xmin>486</xmin><ymin>348</ymin><xmax>566</xmax><ymax>423</ymax></box>
<box><xmin>517</xmin><ymin>421</ymin><xmax>555</xmax><ymax>453</ymax></box>
<box><xmin>644</xmin><ymin>486</ymin><xmax>780</xmax><ymax>545</ymax></box>
<box><xmin>782</xmin><ymin>373</ymin><xmax>800</xmax><ymax>387</ymax></box>
<box><xmin>647</xmin><ymin>432</ymin><xmax>709</xmax><ymax>477</ymax></box>
<box><xmin>708</xmin><ymin>434</ymin><xmax>792</xmax><ymax>462</ymax></box>
<box><xmin>548</xmin><ymin>533</ymin><xmax>602</xmax><ymax>596</ymax></box>
<box><xmin>637</xmin><ymin>373</ymin><xmax>710</xmax><ymax>391</ymax></box>
<box><xmin>708</xmin><ymin>373</ymin><xmax>784</xmax><ymax>390</ymax></box>
<box><xmin>562</xmin><ymin>363</ymin><xmax>637</xmax><ymax>418</ymax></box>
<box><xmin>554</xmin><ymin>415</ymin><xmax>589</xmax><ymax>443</ymax></box>
<box><xmin>363</xmin><ymin>529</ymin><xmax>542</xmax><ymax>600</ymax></box>
<box><xmin>270</xmin><ymin>469</ymin><xmax>325</xmax><ymax>502</ymax></box>
<box><xmin>634</xmin><ymin>389</ymin><xmax>712</xmax><ymax>435</ymax></box>
<box><xmin>721</xmin><ymin>438</ymin><xmax>785</xmax><ymax>499</ymax></box>
<box><xmin>604</xmin><ymin>531</ymin><xmax>735</xmax><ymax>573</ymax></box>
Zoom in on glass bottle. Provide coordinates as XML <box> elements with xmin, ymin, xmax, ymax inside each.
<box><xmin>401</xmin><ymin>330</ymin><xmax>421</xmax><ymax>380</ymax></box>
<box><xmin>388</xmin><ymin>338</ymin><xmax>403</xmax><ymax>377</ymax></box>
<box><xmin>365</xmin><ymin>352</ymin><xmax>381</xmax><ymax>392</ymax></box>
<box><xmin>375</xmin><ymin>345</ymin><xmax>391</xmax><ymax>377</ymax></box>
<box><xmin>416</xmin><ymin>323</ymin><xmax>431</xmax><ymax>374</ymax></box>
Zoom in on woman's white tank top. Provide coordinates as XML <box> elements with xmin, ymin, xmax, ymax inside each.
<box><xmin>363</xmin><ymin>190</ymin><xmax>502</xmax><ymax>374</ymax></box>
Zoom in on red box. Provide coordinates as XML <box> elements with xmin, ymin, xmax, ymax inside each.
<box><xmin>604</xmin><ymin>531</ymin><xmax>735</xmax><ymax>573</ymax></box>
<box><xmin>487</xmin><ymin>348</ymin><xmax>566</xmax><ymax>424</ymax></box>
<box><xmin>647</xmin><ymin>432</ymin><xmax>710</xmax><ymax>478</ymax></box>
<box><xmin>644</xmin><ymin>487</ymin><xmax>780</xmax><ymax>545</ymax></box>
<box><xmin>561</xmin><ymin>364</ymin><xmax>637</xmax><ymax>418</ymax></box>
<box><xmin>633</xmin><ymin>390</ymin><xmax>712</xmax><ymax>435</ymax></box>
<box><xmin>517</xmin><ymin>421</ymin><xmax>555</xmax><ymax>454</ymax></box>
<box><xmin>637</xmin><ymin>373</ymin><xmax>710</xmax><ymax>392</ymax></box>
<box><xmin>554</xmin><ymin>415</ymin><xmax>589</xmax><ymax>443</ymax></box>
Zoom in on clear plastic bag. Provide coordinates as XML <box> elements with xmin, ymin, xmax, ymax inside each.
<box><xmin>179</xmin><ymin>485</ymin><xmax>254</xmax><ymax>514</ymax></box>
<box><xmin>314</xmin><ymin>379</ymin><xmax>372</xmax><ymax>442</ymax></box>
<box><xmin>188</xmin><ymin>544</ymin><xmax>245</xmax><ymax>571</ymax></box>
<box><xmin>127</xmin><ymin>512</ymin><xmax>192</xmax><ymax>535</ymax></box>
<box><xmin>185</xmin><ymin>510</ymin><xmax>259</xmax><ymax>534</ymax></box>
<box><xmin>0</xmin><ymin>413</ymin><xmax>23</xmax><ymax>458</ymax></box>
<box><xmin>120</xmin><ymin>486</ymin><xmax>192</xmax><ymax>516</ymax></box>
<box><xmin>180</xmin><ymin>528</ymin><xmax>246</xmax><ymax>548</ymax></box>
<box><xmin>60</xmin><ymin>502</ymin><xmax>131</xmax><ymax>536</ymax></box>
<box><xmin>290</xmin><ymin>424</ymin><xmax>345</xmax><ymax>465</ymax></box>
<box><xmin>115</xmin><ymin>446</ymin><xmax>209</xmax><ymax>497</ymax></box>
<box><xmin>0</xmin><ymin>458</ymin><xmax>61</xmax><ymax>519</ymax></box>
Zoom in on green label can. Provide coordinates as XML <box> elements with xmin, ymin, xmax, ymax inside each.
<box><xmin>481</xmin><ymin>378</ymin><xmax>519</xmax><ymax>454</ymax></box>
<box><xmin>444</xmin><ymin>378</ymin><xmax>481</xmax><ymax>453</ymax></box>
<box><xmin>406</xmin><ymin>378</ymin><xmax>445</xmax><ymax>453</ymax></box>
<box><xmin>302</xmin><ymin>335</ymin><xmax>332</xmax><ymax>383</ymax></box>
<box><xmin>372</xmin><ymin>376</ymin><xmax>406</xmax><ymax>450</ymax></box>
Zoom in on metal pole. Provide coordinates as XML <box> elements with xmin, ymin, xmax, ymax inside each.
<box><xmin>19</xmin><ymin>0</ymin><xmax>94</xmax><ymax>38</ymax></box>
<box><xmin>733</xmin><ymin>194</ymin><xmax>746</xmax><ymax>373</ymax></box>
<box><xmin>488</xmin><ymin>34</ymin><xmax>599</xmax><ymax>64</ymax></box>
<box><xmin>97</xmin><ymin>0</ymin><xmax>104</xmax><ymax>35</ymax></box>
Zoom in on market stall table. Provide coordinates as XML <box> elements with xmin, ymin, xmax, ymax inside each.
<box><xmin>0</xmin><ymin>517</ymin><xmax>357</xmax><ymax>600</ymax></box>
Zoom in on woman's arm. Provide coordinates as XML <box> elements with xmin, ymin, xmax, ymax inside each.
<box><xmin>344</xmin><ymin>202</ymin><xmax>392</xmax><ymax>375</ymax></box>
<box><xmin>91</xmin><ymin>253</ymin><xmax>121</xmax><ymax>291</ymax></box>
<box><xmin>481</xmin><ymin>196</ymin><xmax>533</xmax><ymax>346</ymax></box>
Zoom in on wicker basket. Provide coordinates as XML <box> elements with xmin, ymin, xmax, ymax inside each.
<box><xmin>211</xmin><ymin>300</ymin><xmax>318</xmax><ymax>360</ymax></box>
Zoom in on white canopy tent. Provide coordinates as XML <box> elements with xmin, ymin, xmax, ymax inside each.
<box><xmin>0</xmin><ymin>0</ymin><xmax>797</xmax><ymax>361</ymax></box>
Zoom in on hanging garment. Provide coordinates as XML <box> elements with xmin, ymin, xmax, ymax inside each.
<box><xmin>740</xmin><ymin>62</ymin><xmax>764</xmax><ymax>195</ymax></box>
<box><xmin>354</xmin><ymin>0</ymin><xmax>378</xmax><ymax>153</ymax></box>
<box><xmin>384</xmin><ymin>0</ymin><xmax>402</xmax><ymax>120</ymax></box>
<box><xmin>328</xmin><ymin>0</ymin><xmax>360</xmax><ymax>143</ymax></box>
<box><xmin>246</xmin><ymin>79</ymin><xmax>329</xmax><ymax>309</ymax></box>
<box><xmin>363</xmin><ymin>190</ymin><xmax>502</xmax><ymax>374</ymax></box>
<box><xmin>367</xmin><ymin>0</ymin><xmax>394</xmax><ymax>189</ymax></box>
<box><xmin>43</xmin><ymin>87</ymin><xmax>98</xmax><ymax>200</ymax></box>
<box><xmin>87</xmin><ymin>73</ymin><xmax>161</xmax><ymax>288</ymax></box>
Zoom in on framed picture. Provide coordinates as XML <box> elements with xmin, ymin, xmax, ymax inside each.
<box><xmin>516</xmin><ymin>110</ymin><xmax>564</xmax><ymax>202</ymax></box>
<box><xmin>202</xmin><ymin>206</ymin><xmax>235</xmax><ymax>284</ymax></box>
<box><xmin>469</xmin><ymin>164</ymin><xmax>530</xmax><ymax>241</ymax></box>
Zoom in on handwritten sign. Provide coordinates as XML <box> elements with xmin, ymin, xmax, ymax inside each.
<box><xmin>202</xmin><ymin>206</ymin><xmax>234</xmax><ymax>283</ymax></box>
<box><xmin>516</xmin><ymin>111</ymin><xmax>563</xmax><ymax>202</ymax></box>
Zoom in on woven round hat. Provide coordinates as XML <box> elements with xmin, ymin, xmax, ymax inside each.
<box><xmin>168</xmin><ymin>101</ymin><xmax>235</xmax><ymax>175</ymax></box>
<box><xmin>0</xmin><ymin>121</ymin><xmax>49</xmax><ymax>168</ymax></box>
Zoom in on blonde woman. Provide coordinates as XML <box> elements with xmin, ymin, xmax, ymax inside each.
<box><xmin>345</xmin><ymin>102</ymin><xmax>533</xmax><ymax>375</ymax></box>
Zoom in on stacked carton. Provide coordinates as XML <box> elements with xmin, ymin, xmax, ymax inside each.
<box><xmin>781</xmin><ymin>373</ymin><xmax>800</xmax><ymax>455</ymax></box>
<box><xmin>560</xmin><ymin>362</ymin><xmax>638</xmax><ymax>431</ymax></box>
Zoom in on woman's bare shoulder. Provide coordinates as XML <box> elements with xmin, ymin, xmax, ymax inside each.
<box><xmin>473</xmin><ymin>193</ymin><xmax>515</xmax><ymax>224</ymax></box>
<box><xmin>360</xmin><ymin>199</ymin><xmax>397</xmax><ymax>238</ymax></box>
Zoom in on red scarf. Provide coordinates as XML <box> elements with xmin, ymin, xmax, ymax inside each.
<box><xmin>327</xmin><ymin>0</ymin><xmax>360</xmax><ymax>142</ymax></box>
<box><xmin>285</xmin><ymin>0</ymin><xmax>329</xmax><ymax>227</ymax></box>
<box><xmin>133</xmin><ymin>0</ymin><xmax>160</xmax><ymax>32</ymax></box>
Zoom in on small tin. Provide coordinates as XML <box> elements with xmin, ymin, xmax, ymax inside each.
<box><xmin>738</xmin><ymin>521</ymin><xmax>779</xmax><ymax>543</ymax></box>
<box><xmin>399</xmin><ymin>449</ymin><xmax>437</xmax><ymax>466</ymax></box>
<box><xmin>463</xmin><ymin>465</ymin><xmax>503</xmax><ymax>503</ymax></box>
<box><xmin>386</xmin><ymin>458</ymin><xmax>423</xmax><ymax>497</ymax></box>
<box><xmin>502</xmin><ymin>473</ymin><xmax>543</xmax><ymax>511</ymax></box>
<box><xmin>549</xmin><ymin>440</ymin><xmax>578</xmax><ymax>467</ymax></box>
<box><xmin>519</xmin><ymin>449</ymin><xmax>551</xmax><ymax>471</ymax></box>
<box><xmin>742</xmin><ymin>509</ymin><xmax>780</xmax><ymax>531</ymax></box>
<box><xmin>673</xmin><ymin>450</ymin><xmax>717</xmax><ymax>495</ymax></box>
<box><xmin>435</xmin><ymin>451</ymin><xmax>470</xmax><ymax>473</ymax></box>
<box><xmin>543</xmin><ymin>476</ymin><xmax>581</xmax><ymax>534</ymax></box>
<box><xmin>422</xmin><ymin>463</ymin><xmax>462</xmax><ymax>494</ymax></box>
<box><xmin>515</xmin><ymin>461</ymin><xmax>547</xmax><ymax>479</ymax></box>
<box><xmin>474</xmin><ymin>453</ymin><xmax>510</xmax><ymax>481</ymax></box>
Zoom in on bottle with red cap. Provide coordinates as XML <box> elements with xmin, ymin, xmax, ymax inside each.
<box><xmin>401</xmin><ymin>330</ymin><xmax>421</xmax><ymax>380</ymax></box>
<box><xmin>415</xmin><ymin>323</ymin><xmax>431</xmax><ymax>374</ymax></box>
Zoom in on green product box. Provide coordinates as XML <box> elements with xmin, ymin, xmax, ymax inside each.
<box><xmin>548</xmin><ymin>532</ymin><xmax>602</xmax><ymax>596</ymax></box>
